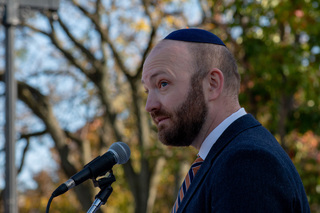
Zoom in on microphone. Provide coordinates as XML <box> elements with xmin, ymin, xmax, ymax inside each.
<box><xmin>52</xmin><ymin>142</ymin><xmax>131</xmax><ymax>197</ymax></box>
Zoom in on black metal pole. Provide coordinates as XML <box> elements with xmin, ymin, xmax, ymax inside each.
<box><xmin>4</xmin><ymin>0</ymin><xmax>19</xmax><ymax>212</ymax></box>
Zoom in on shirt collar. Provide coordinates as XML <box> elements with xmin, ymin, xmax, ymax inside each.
<box><xmin>198</xmin><ymin>108</ymin><xmax>247</xmax><ymax>160</ymax></box>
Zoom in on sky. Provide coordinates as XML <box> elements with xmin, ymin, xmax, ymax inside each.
<box><xmin>0</xmin><ymin>0</ymin><xmax>203</xmax><ymax>192</ymax></box>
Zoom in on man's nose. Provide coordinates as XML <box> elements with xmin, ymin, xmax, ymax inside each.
<box><xmin>145</xmin><ymin>92</ymin><xmax>160</xmax><ymax>112</ymax></box>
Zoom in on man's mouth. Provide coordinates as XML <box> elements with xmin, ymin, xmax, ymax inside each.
<box><xmin>151</xmin><ymin>110</ymin><xmax>171</xmax><ymax>126</ymax></box>
<box><xmin>154</xmin><ymin>116</ymin><xmax>170</xmax><ymax>125</ymax></box>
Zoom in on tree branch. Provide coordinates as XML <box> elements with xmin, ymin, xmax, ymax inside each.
<box><xmin>48</xmin><ymin>17</ymin><xmax>92</xmax><ymax>74</ymax></box>
<box><xmin>19</xmin><ymin>130</ymin><xmax>48</xmax><ymax>139</ymax></box>
<box><xmin>17</xmin><ymin>138</ymin><xmax>30</xmax><ymax>174</ymax></box>
<box><xmin>57</xmin><ymin>15</ymin><xmax>99</xmax><ymax>66</ymax></box>
<box><xmin>134</xmin><ymin>24</ymin><xmax>159</xmax><ymax>80</ymax></box>
<box><xmin>72</xmin><ymin>0</ymin><xmax>132</xmax><ymax>78</ymax></box>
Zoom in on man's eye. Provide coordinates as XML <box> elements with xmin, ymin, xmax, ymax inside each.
<box><xmin>160</xmin><ymin>82</ymin><xmax>168</xmax><ymax>88</ymax></box>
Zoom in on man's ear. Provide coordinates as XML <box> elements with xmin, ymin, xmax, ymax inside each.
<box><xmin>205</xmin><ymin>68</ymin><xmax>224</xmax><ymax>101</ymax></box>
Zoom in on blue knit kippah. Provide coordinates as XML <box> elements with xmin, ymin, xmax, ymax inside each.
<box><xmin>164</xmin><ymin>28</ymin><xmax>226</xmax><ymax>46</ymax></box>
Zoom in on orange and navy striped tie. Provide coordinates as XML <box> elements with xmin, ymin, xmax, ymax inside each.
<box><xmin>172</xmin><ymin>156</ymin><xmax>204</xmax><ymax>213</ymax></box>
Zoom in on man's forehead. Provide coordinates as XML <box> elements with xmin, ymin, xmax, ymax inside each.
<box><xmin>141</xmin><ymin>41</ymin><xmax>192</xmax><ymax>84</ymax></box>
<box><xmin>149</xmin><ymin>40</ymin><xmax>185</xmax><ymax>55</ymax></box>
<box><xmin>142</xmin><ymin>40</ymin><xmax>187</xmax><ymax>70</ymax></box>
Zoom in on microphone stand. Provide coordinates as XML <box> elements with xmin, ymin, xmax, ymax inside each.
<box><xmin>87</xmin><ymin>171</ymin><xmax>116</xmax><ymax>213</ymax></box>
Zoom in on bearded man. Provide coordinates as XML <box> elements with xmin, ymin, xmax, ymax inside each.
<box><xmin>141</xmin><ymin>28</ymin><xmax>310</xmax><ymax>213</ymax></box>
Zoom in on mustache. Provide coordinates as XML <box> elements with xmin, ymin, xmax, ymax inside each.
<box><xmin>150</xmin><ymin>110</ymin><xmax>172</xmax><ymax>121</ymax></box>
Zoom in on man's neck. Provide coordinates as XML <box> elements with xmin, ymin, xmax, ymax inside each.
<box><xmin>197</xmin><ymin>108</ymin><xmax>247</xmax><ymax>159</ymax></box>
<box><xmin>191</xmin><ymin>103</ymin><xmax>241</xmax><ymax>150</ymax></box>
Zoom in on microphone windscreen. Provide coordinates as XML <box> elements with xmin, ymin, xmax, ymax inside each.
<box><xmin>109</xmin><ymin>142</ymin><xmax>131</xmax><ymax>164</ymax></box>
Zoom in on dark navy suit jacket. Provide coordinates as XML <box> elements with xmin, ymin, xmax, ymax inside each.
<box><xmin>177</xmin><ymin>114</ymin><xmax>310</xmax><ymax>213</ymax></box>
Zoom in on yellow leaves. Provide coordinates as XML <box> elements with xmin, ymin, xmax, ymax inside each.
<box><xmin>131</xmin><ymin>19</ymin><xmax>150</xmax><ymax>32</ymax></box>
<box><xmin>19</xmin><ymin>171</ymin><xmax>83</xmax><ymax>212</ymax></box>
<box><xmin>166</xmin><ymin>15</ymin><xmax>175</xmax><ymax>25</ymax></box>
<box><xmin>164</xmin><ymin>15</ymin><xmax>186</xmax><ymax>28</ymax></box>
<box><xmin>289</xmin><ymin>130</ymin><xmax>320</xmax><ymax>163</ymax></box>
<box><xmin>112</xmin><ymin>95</ymin><xmax>127</xmax><ymax>113</ymax></box>
<box><xmin>272</xmin><ymin>34</ymin><xmax>281</xmax><ymax>43</ymax></box>
<box><xmin>307</xmin><ymin>100</ymin><xmax>315</xmax><ymax>107</ymax></box>
<box><xmin>260</xmin><ymin>0</ymin><xmax>280</xmax><ymax>9</ymax></box>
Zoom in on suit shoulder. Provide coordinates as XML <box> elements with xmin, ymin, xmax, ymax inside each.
<box><xmin>205</xmin><ymin>131</ymin><xmax>310</xmax><ymax>212</ymax></box>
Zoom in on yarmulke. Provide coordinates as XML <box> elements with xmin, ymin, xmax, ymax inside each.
<box><xmin>164</xmin><ymin>28</ymin><xmax>225</xmax><ymax>46</ymax></box>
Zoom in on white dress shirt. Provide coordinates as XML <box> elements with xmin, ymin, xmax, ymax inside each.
<box><xmin>198</xmin><ymin>108</ymin><xmax>247</xmax><ymax>160</ymax></box>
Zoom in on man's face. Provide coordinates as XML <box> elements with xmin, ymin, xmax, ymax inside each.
<box><xmin>142</xmin><ymin>41</ymin><xmax>208</xmax><ymax>146</ymax></box>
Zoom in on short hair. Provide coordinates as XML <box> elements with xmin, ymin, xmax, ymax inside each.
<box><xmin>186</xmin><ymin>42</ymin><xmax>240</xmax><ymax>97</ymax></box>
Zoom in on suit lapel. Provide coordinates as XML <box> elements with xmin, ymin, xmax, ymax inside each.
<box><xmin>177</xmin><ymin>114</ymin><xmax>261</xmax><ymax>213</ymax></box>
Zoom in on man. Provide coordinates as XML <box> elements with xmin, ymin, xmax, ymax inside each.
<box><xmin>141</xmin><ymin>28</ymin><xmax>310</xmax><ymax>212</ymax></box>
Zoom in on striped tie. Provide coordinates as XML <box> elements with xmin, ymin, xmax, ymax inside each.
<box><xmin>172</xmin><ymin>156</ymin><xmax>204</xmax><ymax>213</ymax></box>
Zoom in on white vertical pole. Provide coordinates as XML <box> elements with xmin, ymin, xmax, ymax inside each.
<box><xmin>4</xmin><ymin>0</ymin><xmax>19</xmax><ymax>212</ymax></box>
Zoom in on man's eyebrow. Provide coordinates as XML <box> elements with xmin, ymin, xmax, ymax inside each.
<box><xmin>141</xmin><ymin>72</ymin><xmax>166</xmax><ymax>84</ymax></box>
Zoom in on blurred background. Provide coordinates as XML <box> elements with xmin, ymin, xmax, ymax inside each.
<box><xmin>0</xmin><ymin>0</ymin><xmax>319</xmax><ymax>212</ymax></box>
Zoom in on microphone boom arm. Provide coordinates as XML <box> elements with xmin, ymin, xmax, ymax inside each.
<box><xmin>87</xmin><ymin>171</ymin><xmax>116</xmax><ymax>213</ymax></box>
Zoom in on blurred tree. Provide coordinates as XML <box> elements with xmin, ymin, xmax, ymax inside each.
<box><xmin>19</xmin><ymin>170</ymin><xmax>83</xmax><ymax>213</ymax></box>
<box><xmin>1</xmin><ymin>0</ymin><xmax>195</xmax><ymax>212</ymax></box>
<box><xmin>0</xmin><ymin>0</ymin><xmax>319</xmax><ymax>212</ymax></box>
<box><xmin>193</xmin><ymin>0</ymin><xmax>320</xmax><ymax>211</ymax></box>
